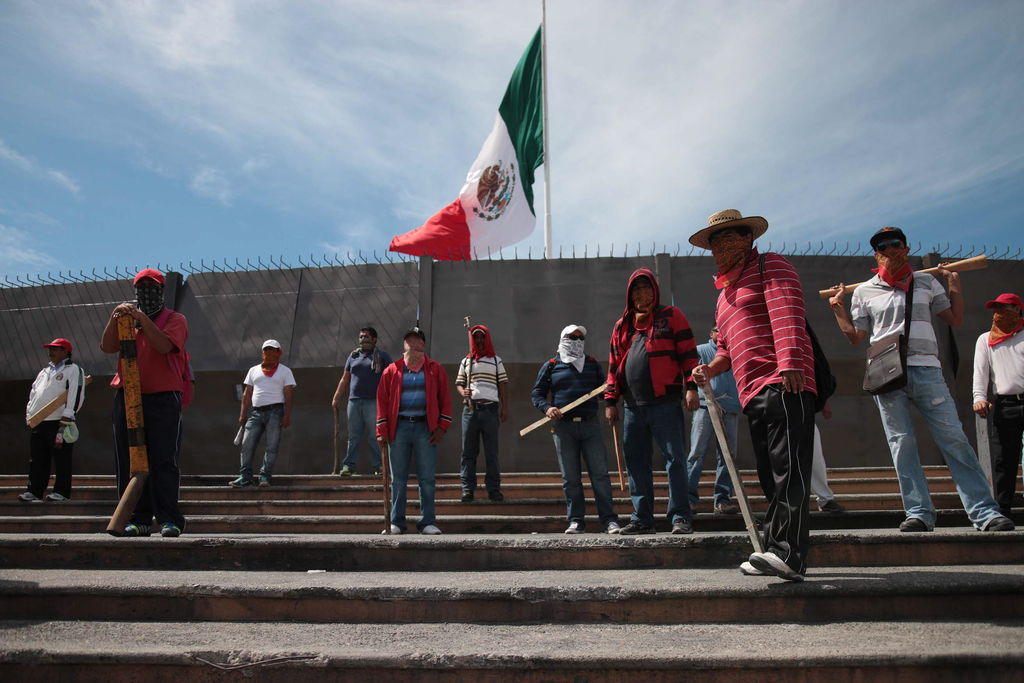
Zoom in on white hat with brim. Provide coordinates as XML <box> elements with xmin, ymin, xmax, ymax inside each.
<box><xmin>559</xmin><ymin>324</ymin><xmax>587</xmax><ymax>338</ymax></box>
<box><xmin>688</xmin><ymin>209</ymin><xmax>769</xmax><ymax>250</ymax></box>
<box><xmin>262</xmin><ymin>339</ymin><xmax>282</xmax><ymax>350</ymax></box>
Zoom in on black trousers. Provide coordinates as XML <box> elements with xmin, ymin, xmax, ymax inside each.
<box><xmin>993</xmin><ymin>396</ymin><xmax>1024</xmax><ymax>515</ymax></box>
<box><xmin>28</xmin><ymin>420</ymin><xmax>73</xmax><ymax>498</ymax></box>
<box><xmin>113</xmin><ymin>390</ymin><xmax>185</xmax><ymax>529</ymax></box>
<box><xmin>744</xmin><ymin>385</ymin><xmax>815</xmax><ymax>574</ymax></box>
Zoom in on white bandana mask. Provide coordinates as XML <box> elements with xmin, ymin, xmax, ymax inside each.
<box><xmin>557</xmin><ymin>338</ymin><xmax>586</xmax><ymax>372</ymax></box>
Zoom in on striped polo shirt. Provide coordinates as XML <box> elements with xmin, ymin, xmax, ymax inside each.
<box><xmin>456</xmin><ymin>356</ymin><xmax>508</xmax><ymax>403</ymax></box>
<box><xmin>715</xmin><ymin>250</ymin><xmax>817</xmax><ymax>409</ymax></box>
<box><xmin>398</xmin><ymin>366</ymin><xmax>427</xmax><ymax>416</ymax></box>
<box><xmin>850</xmin><ymin>273</ymin><xmax>950</xmax><ymax>368</ymax></box>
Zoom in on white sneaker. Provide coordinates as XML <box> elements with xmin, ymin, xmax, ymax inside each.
<box><xmin>605</xmin><ymin>521</ymin><xmax>622</xmax><ymax>534</ymax></box>
<box><xmin>381</xmin><ymin>524</ymin><xmax>403</xmax><ymax>535</ymax></box>
<box><xmin>420</xmin><ymin>524</ymin><xmax>442</xmax><ymax>535</ymax></box>
<box><xmin>45</xmin><ymin>492</ymin><xmax>68</xmax><ymax>502</ymax></box>
<box><xmin>739</xmin><ymin>561</ymin><xmax>765</xmax><ymax>576</ymax></box>
<box><xmin>749</xmin><ymin>551</ymin><xmax>804</xmax><ymax>582</ymax></box>
<box><xmin>17</xmin><ymin>491</ymin><xmax>41</xmax><ymax>503</ymax></box>
<box><xmin>564</xmin><ymin>521</ymin><xmax>584</xmax><ymax>534</ymax></box>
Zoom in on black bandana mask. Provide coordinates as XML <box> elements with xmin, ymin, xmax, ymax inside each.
<box><xmin>135</xmin><ymin>283</ymin><xmax>165</xmax><ymax>318</ymax></box>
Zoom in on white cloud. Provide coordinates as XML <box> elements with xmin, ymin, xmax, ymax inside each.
<box><xmin>0</xmin><ymin>138</ymin><xmax>81</xmax><ymax>196</ymax></box>
<box><xmin>190</xmin><ymin>166</ymin><xmax>233</xmax><ymax>205</ymax></box>
<box><xmin>0</xmin><ymin>223</ymin><xmax>59</xmax><ymax>274</ymax></box>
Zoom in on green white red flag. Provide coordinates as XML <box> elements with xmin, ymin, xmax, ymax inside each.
<box><xmin>389</xmin><ymin>27</ymin><xmax>544</xmax><ymax>260</ymax></box>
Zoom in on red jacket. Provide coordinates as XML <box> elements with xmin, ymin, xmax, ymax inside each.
<box><xmin>605</xmin><ymin>268</ymin><xmax>699</xmax><ymax>404</ymax></box>
<box><xmin>375</xmin><ymin>356</ymin><xmax>452</xmax><ymax>441</ymax></box>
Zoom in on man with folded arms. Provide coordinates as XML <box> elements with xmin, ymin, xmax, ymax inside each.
<box><xmin>827</xmin><ymin>227</ymin><xmax>1012</xmax><ymax>533</ymax></box>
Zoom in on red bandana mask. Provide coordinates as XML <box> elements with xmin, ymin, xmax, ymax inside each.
<box><xmin>872</xmin><ymin>247</ymin><xmax>913</xmax><ymax>291</ymax></box>
<box><xmin>989</xmin><ymin>308</ymin><xmax>1023</xmax><ymax>347</ymax></box>
<box><xmin>712</xmin><ymin>233</ymin><xmax>751</xmax><ymax>289</ymax></box>
<box><xmin>261</xmin><ymin>349</ymin><xmax>282</xmax><ymax>376</ymax></box>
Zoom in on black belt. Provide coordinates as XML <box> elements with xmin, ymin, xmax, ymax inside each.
<box><xmin>397</xmin><ymin>415</ymin><xmax>426</xmax><ymax>422</ymax></box>
<box><xmin>562</xmin><ymin>415</ymin><xmax>594</xmax><ymax>422</ymax></box>
<box><xmin>254</xmin><ymin>403</ymin><xmax>283</xmax><ymax>411</ymax></box>
<box><xmin>471</xmin><ymin>401</ymin><xmax>498</xmax><ymax>409</ymax></box>
<box><xmin>996</xmin><ymin>393</ymin><xmax>1024</xmax><ymax>401</ymax></box>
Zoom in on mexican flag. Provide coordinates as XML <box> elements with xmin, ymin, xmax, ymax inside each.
<box><xmin>389</xmin><ymin>27</ymin><xmax>544</xmax><ymax>261</ymax></box>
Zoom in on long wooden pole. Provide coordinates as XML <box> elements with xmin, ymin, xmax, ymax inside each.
<box><xmin>519</xmin><ymin>384</ymin><xmax>607</xmax><ymax>437</ymax></box>
<box><xmin>332</xmin><ymin>405</ymin><xmax>341</xmax><ymax>474</ymax></box>
<box><xmin>27</xmin><ymin>376</ymin><xmax>92</xmax><ymax>429</ymax></box>
<box><xmin>818</xmin><ymin>254</ymin><xmax>987</xmax><ymax>299</ymax></box>
<box><xmin>380</xmin><ymin>440</ymin><xmax>392</xmax><ymax>534</ymax></box>
<box><xmin>610</xmin><ymin>423</ymin><xmax>627</xmax><ymax>492</ymax></box>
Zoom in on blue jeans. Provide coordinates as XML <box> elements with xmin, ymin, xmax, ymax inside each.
<box><xmin>388</xmin><ymin>420</ymin><xmax>437</xmax><ymax>532</ymax></box>
<box><xmin>552</xmin><ymin>419</ymin><xmax>618</xmax><ymax>527</ymax></box>
<box><xmin>460</xmin><ymin>404</ymin><xmax>501</xmax><ymax>494</ymax></box>
<box><xmin>686</xmin><ymin>408</ymin><xmax>738</xmax><ymax>507</ymax></box>
<box><xmin>240</xmin><ymin>404</ymin><xmax>283</xmax><ymax>481</ymax></box>
<box><xmin>622</xmin><ymin>400</ymin><xmax>692</xmax><ymax>525</ymax></box>
<box><xmin>344</xmin><ymin>398</ymin><xmax>382</xmax><ymax>469</ymax></box>
<box><xmin>874</xmin><ymin>366</ymin><xmax>1003</xmax><ymax>530</ymax></box>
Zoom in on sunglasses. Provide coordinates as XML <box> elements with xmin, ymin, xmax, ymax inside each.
<box><xmin>875</xmin><ymin>239</ymin><xmax>905</xmax><ymax>251</ymax></box>
<box><xmin>567</xmin><ymin>334</ymin><xmax>585</xmax><ymax>340</ymax></box>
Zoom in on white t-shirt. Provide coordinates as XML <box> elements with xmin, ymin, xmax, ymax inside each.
<box><xmin>972</xmin><ymin>329</ymin><xmax>1024</xmax><ymax>402</ymax></box>
<box><xmin>244</xmin><ymin>364</ymin><xmax>297</xmax><ymax>407</ymax></box>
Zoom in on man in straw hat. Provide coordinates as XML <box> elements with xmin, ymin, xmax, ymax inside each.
<box><xmin>690</xmin><ymin>209</ymin><xmax>816</xmax><ymax>581</ymax></box>
<box><xmin>828</xmin><ymin>228</ymin><xmax>1012</xmax><ymax>533</ymax></box>
<box><xmin>972</xmin><ymin>293</ymin><xmax>1024</xmax><ymax>519</ymax></box>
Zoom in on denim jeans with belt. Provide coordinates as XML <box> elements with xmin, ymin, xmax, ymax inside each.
<box><xmin>240</xmin><ymin>403</ymin><xmax>283</xmax><ymax>481</ymax></box>
<box><xmin>685</xmin><ymin>407</ymin><xmax>738</xmax><ymax>507</ymax></box>
<box><xmin>874</xmin><ymin>366</ymin><xmax>1003</xmax><ymax>530</ymax></box>
<box><xmin>621</xmin><ymin>400</ymin><xmax>692</xmax><ymax>525</ymax></box>
<box><xmin>388</xmin><ymin>420</ymin><xmax>437</xmax><ymax>532</ymax></box>
<box><xmin>344</xmin><ymin>398</ymin><xmax>382</xmax><ymax>469</ymax></box>
<box><xmin>552</xmin><ymin>418</ymin><xmax>618</xmax><ymax>527</ymax></box>
<box><xmin>460</xmin><ymin>403</ymin><xmax>501</xmax><ymax>494</ymax></box>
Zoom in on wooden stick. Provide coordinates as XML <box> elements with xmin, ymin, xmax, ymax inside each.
<box><xmin>331</xmin><ymin>405</ymin><xmax>340</xmax><ymax>474</ymax></box>
<box><xmin>27</xmin><ymin>375</ymin><xmax>92</xmax><ymax>429</ymax></box>
<box><xmin>380</xmin><ymin>440</ymin><xmax>392</xmax><ymax>534</ymax></box>
<box><xmin>107</xmin><ymin>315</ymin><xmax>150</xmax><ymax>536</ymax></box>
<box><xmin>519</xmin><ymin>384</ymin><xmax>607</xmax><ymax>437</ymax></box>
<box><xmin>610</xmin><ymin>422</ymin><xmax>627</xmax><ymax>492</ymax></box>
<box><xmin>701</xmin><ymin>383</ymin><xmax>763</xmax><ymax>553</ymax></box>
<box><xmin>818</xmin><ymin>254</ymin><xmax>987</xmax><ymax>299</ymax></box>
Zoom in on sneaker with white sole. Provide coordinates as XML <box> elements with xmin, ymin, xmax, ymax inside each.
<box><xmin>17</xmin><ymin>491</ymin><xmax>42</xmax><ymax>503</ymax></box>
<box><xmin>382</xmin><ymin>524</ymin><xmax>403</xmax><ymax>535</ymax></box>
<box><xmin>44</xmin><ymin>492</ymin><xmax>69</xmax><ymax>502</ymax></box>
<box><xmin>564</xmin><ymin>521</ymin><xmax>584</xmax><ymax>534</ymax></box>
<box><xmin>420</xmin><ymin>524</ymin><xmax>442</xmax><ymax>535</ymax></box>
<box><xmin>739</xmin><ymin>561</ymin><xmax>766</xmax><ymax>576</ymax></box>
<box><xmin>748</xmin><ymin>551</ymin><xmax>804</xmax><ymax>582</ymax></box>
<box><xmin>605</xmin><ymin>521</ymin><xmax>622</xmax><ymax>534</ymax></box>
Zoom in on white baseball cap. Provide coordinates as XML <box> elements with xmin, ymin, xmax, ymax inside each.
<box><xmin>262</xmin><ymin>339</ymin><xmax>282</xmax><ymax>350</ymax></box>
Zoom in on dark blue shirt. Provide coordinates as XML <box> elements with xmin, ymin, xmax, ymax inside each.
<box><xmin>344</xmin><ymin>349</ymin><xmax>393</xmax><ymax>400</ymax></box>
<box><xmin>398</xmin><ymin>366</ymin><xmax>426</xmax><ymax>416</ymax></box>
<box><xmin>531</xmin><ymin>357</ymin><xmax>605</xmax><ymax>419</ymax></box>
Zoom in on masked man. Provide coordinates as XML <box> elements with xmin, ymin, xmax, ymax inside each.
<box><xmin>332</xmin><ymin>327</ymin><xmax>392</xmax><ymax>476</ymax></box>
<box><xmin>828</xmin><ymin>227</ymin><xmax>1012</xmax><ymax>533</ymax></box>
<box><xmin>231</xmin><ymin>339</ymin><xmax>296</xmax><ymax>487</ymax></box>
<box><xmin>100</xmin><ymin>268</ymin><xmax>189</xmax><ymax>538</ymax></box>
<box><xmin>456</xmin><ymin>325</ymin><xmax>509</xmax><ymax>502</ymax></box>
<box><xmin>972</xmin><ymin>293</ymin><xmax>1024</xmax><ymax>517</ymax></box>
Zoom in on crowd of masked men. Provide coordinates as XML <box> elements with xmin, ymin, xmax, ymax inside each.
<box><xmin>19</xmin><ymin>209</ymin><xmax>1023</xmax><ymax>581</ymax></box>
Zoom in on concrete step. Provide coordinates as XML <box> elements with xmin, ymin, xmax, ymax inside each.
<box><xmin>1</xmin><ymin>530</ymin><xmax>1020</xmax><ymax>572</ymax></box>
<box><xmin>2</xmin><ymin>619</ymin><xmax>1021</xmax><ymax>682</ymax></box>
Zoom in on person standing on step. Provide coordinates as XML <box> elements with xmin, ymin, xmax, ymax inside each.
<box><xmin>690</xmin><ymin>210</ymin><xmax>817</xmax><ymax>582</ymax></box>
<box><xmin>971</xmin><ymin>292</ymin><xmax>1024</xmax><ymax>518</ymax></box>
<box><xmin>230</xmin><ymin>339</ymin><xmax>296</xmax><ymax>488</ymax></box>
<box><xmin>604</xmin><ymin>268</ymin><xmax>699</xmax><ymax>535</ymax></box>
<box><xmin>19</xmin><ymin>338</ymin><xmax>85</xmax><ymax>503</ymax></box>
<box><xmin>827</xmin><ymin>226</ymin><xmax>1013</xmax><ymax>533</ymax></box>
<box><xmin>376</xmin><ymin>325</ymin><xmax>451</xmax><ymax>535</ymax></box>
<box><xmin>532</xmin><ymin>324</ymin><xmax>621</xmax><ymax>534</ymax></box>
<box><xmin>456</xmin><ymin>324</ymin><xmax>509</xmax><ymax>502</ymax></box>
<box><xmin>332</xmin><ymin>327</ymin><xmax>392</xmax><ymax>476</ymax></box>
<box><xmin>100</xmin><ymin>268</ymin><xmax>189</xmax><ymax>538</ymax></box>
<box><xmin>685</xmin><ymin>325</ymin><xmax>741</xmax><ymax>516</ymax></box>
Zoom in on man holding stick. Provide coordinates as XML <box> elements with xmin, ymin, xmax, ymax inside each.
<box><xmin>827</xmin><ymin>227</ymin><xmax>1013</xmax><ymax>532</ymax></box>
<box><xmin>532</xmin><ymin>324</ymin><xmax>621</xmax><ymax>534</ymax></box>
<box><xmin>100</xmin><ymin>268</ymin><xmax>189</xmax><ymax>538</ymax></box>
<box><xmin>332</xmin><ymin>327</ymin><xmax>391</xmax><ymax>476</ymax></box>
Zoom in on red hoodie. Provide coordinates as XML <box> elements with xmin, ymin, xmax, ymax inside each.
<box><xmin>604</xmin><ymin>268</ymin><xmax>699</xmax><ymax>405</ymax></box>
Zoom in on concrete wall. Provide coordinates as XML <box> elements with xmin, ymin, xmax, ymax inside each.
<box><xmin>2</xmin><ymin>254</ymin><xmax>1022</xmax><ymax>478</ymax></box>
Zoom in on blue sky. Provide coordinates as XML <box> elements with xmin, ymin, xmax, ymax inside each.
<box><xmin>1</xmin><ymin>0</ymin><xmax>1022</xmax><ymax>279</ymax></box>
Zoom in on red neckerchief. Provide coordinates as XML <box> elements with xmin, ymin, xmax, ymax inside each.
<box><xmin>989</xmin><ymin>311</ymin><xmax>1024</xmax><ymax>347</ymax></box>
<box><xmin>261</xmin><ymin>349</ymin><xmax>281</xmax><ymax>377</ymax></box>
<box><xmin>872</xmin><ymin>248</ymin><xmax>913</xmax><ymax>291</ymax></box>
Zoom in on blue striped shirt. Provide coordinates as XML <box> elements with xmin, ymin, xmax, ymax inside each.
<box><xmin>398</xmin><ymin>366</ymin><xmax>426</xmax><ymax>416</ymax></box>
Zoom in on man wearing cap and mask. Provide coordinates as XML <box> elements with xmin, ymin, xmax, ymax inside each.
<box><xmin>690</xmin><ymin>209</ymin><xmax>817</xmax><ymax>582</ymax></box>
<box><xmin>456</xmin><ymin>324</ymin><xmax>509</xmax><ymax>502</ymax></box>
<box><xmin>828</xmin><ymin>227</ymin><xmax>1013</xmax><ymax>533</ymax></box>
<box><xmin>100</xmin><ymin>268</ymin><xmax>189</xmax><ymax>537</ymax></box>
<box><xmin>376</xmin><ymin>325</ymin><xmax>452</xmax><ymax>534</ymax></box>
<box><xmin>532</xmin><ymin>325</ymin><xmax>621</xmax><ymax>534</ymax></box>
<box><xmin>604</xmin><ymin>268</ymin><xmax>700</xmax><ymax>535</ymax></box>
<box><xmin>230</xmin><ymin>340</ymin><xmax>297</xmax><ymax>488</ymax></box>
<box><xmin>20</xmin><ymin>338</ymin><xmax>85</xmax><ymax>503</ymax></box>
<box><xmin>972</xmin><ymin>293</ymin><xmax>1024</xmax><ymax>518</ymax></box>
<box><xmin>332</xmin><ymin>327</ymin><xmax>392</xmax><ymax>476</ymax></box>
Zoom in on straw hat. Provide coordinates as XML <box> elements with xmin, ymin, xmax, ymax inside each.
<box><xmin>688</xmin><ymin>209</ymin><xmax>768</xmax><ymax>250</ymax></box>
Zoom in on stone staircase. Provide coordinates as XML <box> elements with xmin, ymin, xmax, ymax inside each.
<box><xmin>0</xmin><ymin>468</ymin><xmax>1021</xmax><ymax>680</ymax></box>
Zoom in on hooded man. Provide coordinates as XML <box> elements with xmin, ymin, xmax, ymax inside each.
<box><xmin>972</xmin><ymin>293</ymin><xmax>1024</xmax><ymax>517</ymax></box>
<box><xmin>20</xmin><ymin>338</ymin><xmax>85</xmax><ymax>503</ymax></box>
<box><xmin>230</xmin><ymin>339</ymin><xmax>297</xmax><ymax>488</ymax></box>
<box><xmin>332</xmin><ymin>327</ymin><xmax>393</xmax><ymax>476</ymax></box>
<box><xmin>829</xmin><ymin>227</ymin><xmax>1013</xmax><ymax>533</ymax></box>
<box><xmin>456</xmin><ymin>324</ymin><xmax>509</xmax><ymax>502</ymax></box>
<box><xmin>532</xmin><ymin>324</ymin><xmax>621</xmax><ymax>534</ymax></box>
<box><xmin>690</xmin><ymin>209</ymin><xmax>817</xmax><ymax>582</ymax></box>
<box><xmin>100</xmin><ymin>268</ymin><xmax>189</xmax><ymax>538</ymax></box>
<box><xmin>604</xmin><ymin>268</ymin><xmax>699</xmax><ymax>535</ymax></box>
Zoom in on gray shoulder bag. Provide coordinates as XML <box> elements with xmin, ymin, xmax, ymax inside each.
<box><xmin>863</xmin><ymin>280</ymin><xmax>914</xmax><ymax>395</ymax></box>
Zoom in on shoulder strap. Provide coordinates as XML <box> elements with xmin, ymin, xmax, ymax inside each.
<box><xmin>904</xmin><ymin>278</ymin><xmax>916</xmax><ymax>337</ymax></box>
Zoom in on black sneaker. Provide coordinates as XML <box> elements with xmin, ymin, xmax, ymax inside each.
<box><xmin>899</xmin><ymin>517</ymin><xmax>930</xmax><ymax>532</ymax></box>
<box><xmin>618</xmin><ymin>521</ymin><xmax>656</xmax><ymax>535</ymax></box>
<box><xmin>488</xmin><ymin>490</ymin><xmax>504</xmax><ymax>502</ymax></box>
<box><xmin>818</xmin><ymin>499</ymin><xmax>846</xmax><ymax>513</ymax></box>
<box><xmin>985</xmin><ymin>517</ymin><xmax>1015</xmax><ymax>532</ymax></box>
<box><xmin>671</xmin><ymin>519</ymin><xmax>694</xmax><ymax>535</ymax></box>
<box><xmin>460</xmin><ymin>492</ymin><xmax>474</xmax><ymax>503</ymax></box>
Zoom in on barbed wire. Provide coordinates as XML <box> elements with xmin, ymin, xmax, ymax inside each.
<box><xmin>2</xmin><ymin>242</ymin><xmax>1021</xmax><ymax>288</ymax></box>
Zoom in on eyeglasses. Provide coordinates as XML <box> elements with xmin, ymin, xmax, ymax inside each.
<box><xmin>567</xmin><ymin>334</ymin><xmax>585</xmax><ymax>340</ymax></box>
<box><xmin>875</xmin><ymin>239</ymin><xmax>904</xmax><ymax>251</ymax></box>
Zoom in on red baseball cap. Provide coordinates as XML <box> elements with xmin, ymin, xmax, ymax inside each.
<box><xmin>985</xmin><ymin>293</ymin><xmax>1023</xmax><ymax>310</ymax></box>
<box><xmin>133</xmin><ymin>268</ymin><xmax>165</xmax><ymax>286</ymax></box>
<box><xmin>42</xmin><ymin>338</ymin><xmax>73</xmax><ymax>352</ymax></box>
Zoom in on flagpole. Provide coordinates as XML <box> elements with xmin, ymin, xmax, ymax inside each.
<box><xmin>541</xmin><ymin>0</ymin><xmax>553</xmax><ymax>259</ymax></box>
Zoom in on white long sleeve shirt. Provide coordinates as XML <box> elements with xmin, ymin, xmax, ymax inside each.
<box><xmin>25</xmin><ymin>360</ymin><xmax>85</xmax><ymax>424</ymax></box>
<box><xmin>972</xmin><ymin>329</ymin><xmax>1024</xmax><ymax>402</ymax></box>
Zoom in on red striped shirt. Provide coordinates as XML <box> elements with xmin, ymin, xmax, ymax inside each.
<box><xmin>715</xmin><ymin>250</ymin><xmax>816</xmax><ymax>409</ymax></box>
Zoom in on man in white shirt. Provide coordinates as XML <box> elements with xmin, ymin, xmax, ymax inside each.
<box><xmin>229</xmin><ymin>339</ymin><xmax>296</xmax><ymax>487</ymax></box>
<box><xmin>20</xmin><ymin>338</ymin><xmax>85</xmax><ymax>502</ymax></box>
<box><xmin>456</xmin><ymin>325</ymin><xmax>509</xmax><ymax>502</ymax></box>
<box><xmin>972</xmin><ymin>292</ymin><xmax>1024</xmax><ymax>517</ymax></box>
